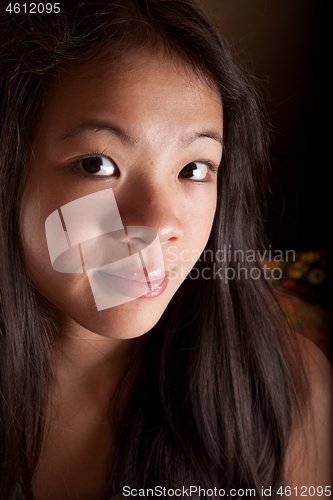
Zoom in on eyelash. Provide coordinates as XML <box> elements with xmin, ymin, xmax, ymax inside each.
<box><xmin>68</xmin><ymin>151</ymin><xmax>218</xmax><ymax>182</ymax></box>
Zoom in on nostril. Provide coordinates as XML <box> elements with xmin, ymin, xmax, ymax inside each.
<box><xmin>125</xmin><ymin>226</ymin><xmax>158</xmax><ymax>255</ymax></box>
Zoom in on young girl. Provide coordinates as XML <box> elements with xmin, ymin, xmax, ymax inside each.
<box><xmin>0</xmin><ymin>1</ymin><xmax>331</xmax><ymax>499</ymax></box>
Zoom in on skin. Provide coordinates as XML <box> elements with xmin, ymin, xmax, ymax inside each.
<box><xmin>21</xmin><ymin>51</ymin><xmax>223</xmax><ymax>499</ymax></box>
<box><xmin>285</xmin><ymin>335</ymin><xmax>332</xmax><ymax>498</ymax></box>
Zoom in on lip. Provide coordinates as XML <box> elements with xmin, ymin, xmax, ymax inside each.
<box><xmin>96</xmin><ymin>270</ymin><xmax>169</xmax><ymax>299</ymax></box>
<box><xmin>139</xmin><ymin>273</ymin><xmax>169</xmax><ymax>298</ymax></box>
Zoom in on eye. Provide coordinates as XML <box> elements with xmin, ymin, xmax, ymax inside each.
<box><xmin>179</xmin><ymin>161</ymin><xmax>209</xmax><ymax>181</ymax></box>
<box><xmin>78</xmin><ymin>156</ymin><xmax>118</xmax><ymax>176</ymax></box>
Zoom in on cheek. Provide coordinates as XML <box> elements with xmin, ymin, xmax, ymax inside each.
<box><xmin>167</xmin><ymin>203</ymin><xmax>216</xmax><ymax>284</ymax></box>
<box><xmin>20</xmin><ymin>195</ymin><xmax>108</xmax><ymax>335</ymax></box>
<box><xmin>21</xmin><ymin>181</ymin><xmax>82</xmax><ymax>304</ymax></box>
<box><xmin>21</xmin><ymin>190</ymin><xmax>48</xmax><ymax>273</ymax></box>
<box><xmin>21</xmin><ymin>198</ymin><xmax>85</xmax><ymax>307</ymax></box>
<box><xmin>21</xmin><ymin>167</ymin><xmax>56</xmax><ymax>264</ymax></box>
<box><xmin>182</xmin><ymin>191</ymin><xmax>217</xmax><ymax>258</ymax></box>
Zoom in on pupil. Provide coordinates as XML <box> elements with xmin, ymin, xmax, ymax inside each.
<box><xmin>82</xmin><ymin>157</ymin><xmax>102</xmax><ymax>173</ymax></box>
<box><xmin>182</xmin><ymin>163</ymin><xmax>194</xmax><ymax>177</ymax></box>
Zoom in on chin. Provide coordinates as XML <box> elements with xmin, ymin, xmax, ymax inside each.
<box><xmin>48</xmin><ymin>293</ymin><xmax>171</xmax><ymax>340</ymax></box>
<box><xmin>92</xmin><ymin>305</ymin><xmax>165</xmax><ymax>339</ymax></box>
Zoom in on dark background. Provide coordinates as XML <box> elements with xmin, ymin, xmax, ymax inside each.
<box><xmin>198</xmin><ymin>0</ymin><xmax>327</xmax><ymax>252</ymax></box>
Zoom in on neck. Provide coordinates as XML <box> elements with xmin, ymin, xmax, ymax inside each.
<box><xmin>51</xmin><ymin>312</ymin><xmax>142</xmax><ymax>417</ymax></box>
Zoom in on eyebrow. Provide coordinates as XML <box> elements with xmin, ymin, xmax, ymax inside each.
<box><xmin>181</xmin><ymin>130</ymin><xmax>223</xmax><ymax>147</ymax></box>
<box><xmin>59</xmin><ymin>119</ymin><xmax>136</xmax><ymax>144</ymax></box>
<box><xmin>59</xmin><ymin>119</ymin><xmax>223</xmax><ymax>146</ymax></box>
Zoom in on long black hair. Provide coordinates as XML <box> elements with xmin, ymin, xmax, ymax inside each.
<box><xmin>0</xmin><ymin>1</ymin><xmax>307</xmax><ymax>498</ymax></box>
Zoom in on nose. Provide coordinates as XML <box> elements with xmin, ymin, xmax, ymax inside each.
<box><xmin>115</xmin><ymin>175</ymin><xmax>184</xmax><ymax>245</ymax></box>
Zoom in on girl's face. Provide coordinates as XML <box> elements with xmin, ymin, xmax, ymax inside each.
<box><xmin>21</xmin><ymin>51</ymin><xmax>223</xmax><ymax>339</ymax></box>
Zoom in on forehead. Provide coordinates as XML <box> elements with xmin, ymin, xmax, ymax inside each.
<box><xmin>34</xmin><ymin>51</ymin><xmax>223</xmax><ymax>145</ymax></box>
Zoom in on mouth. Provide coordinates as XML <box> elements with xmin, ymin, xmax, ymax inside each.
<box><xmin>96</xmin><ymin>269</ymin><xmax>169</xmax><ymax>299</ymax></box>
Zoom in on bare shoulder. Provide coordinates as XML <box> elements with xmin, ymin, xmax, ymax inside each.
<box><xmin>285</xmin><ymin>333</ymin><xmax>332</xmax><ymax>492</ymax></box>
